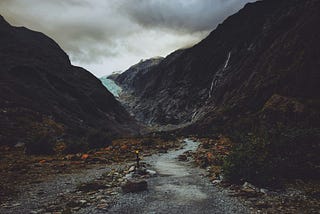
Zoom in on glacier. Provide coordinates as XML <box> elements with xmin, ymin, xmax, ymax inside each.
<box><xmin>100</xmin><ymin>76</ymin><xmax>122</xmax><ymax>98</ymax></box>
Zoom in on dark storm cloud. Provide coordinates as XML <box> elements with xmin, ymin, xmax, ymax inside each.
<box><xmin>0</xmin><ymin>0</ymin><xmax>255</xmax><ymax>76</ymax></box>
<box><xmin>120</xmin><ymin>0</ymin><xmax>255</xmax><ymax>33</ymax></box>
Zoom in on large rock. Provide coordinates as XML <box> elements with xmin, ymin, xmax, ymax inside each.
<box><xmin>121</xmin><ymin>179</ymin><xmax>148</xmax><ymax>193</ymax></box>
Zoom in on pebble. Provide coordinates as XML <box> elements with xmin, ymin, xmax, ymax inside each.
<box><xmin>212</xmin><ymin>180</ymin><xmax>222</xmax><ymax>185</ymax></box>
<box><xmin>79</xmin><ymin>199</ymin><xmax>87</xmax><ymax>204</ymax></box>
<box><xmin>146</xmin><ymin>169</ymin><xmax>157</xmax><ymax>176</ymax></box>
<box><xmin>260</xmin><ymin>188</ymin><xmax>269</xmax><ymax>194</ymax></box>
<box><xmin>243</xmin><ymin>182</ymin><xmax>256</xmax><ymax>190</ymax></box>
<box><xmin>72</xmin><ymin>207</ymin><xmax>81</xmax><ymax>211</ymax></box>
<box><xmin>97</xmin><ymin>203</ymin><xmax>108</xmax><ymax>210</ymax></box>
<box><xmin>128</xmin><ymin>166</ymin><xmax>135</xmax><ymax>172</ymax></box>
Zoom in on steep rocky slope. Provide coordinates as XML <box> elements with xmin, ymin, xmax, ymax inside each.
<box><xmin>109</xmin><ymin>57</ymin><xmax>165</xmax><ymax>123</ymax></box>
<box><xmin>110</xmin><ymin>57</ymin><xmax>164</xmax><ymax>94</ymax></box>
<box><xmin>0</xmin><ymin>15</ymin><xmax>139</xmax><ymax>147</ymax></box>
<box><xmin>113</xmin><ymin>0</ymin><xmax>320</xmax><ymax>130</ymax></box>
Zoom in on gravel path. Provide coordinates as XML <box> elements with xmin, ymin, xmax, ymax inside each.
<box><xmin>108</xmin><ymin>139</ymin><xmax>250</xmax><ymax>214</ymax></box>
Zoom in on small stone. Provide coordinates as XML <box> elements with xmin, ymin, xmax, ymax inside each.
<box><xmin>243</xmin><ymin>182</ymin><xmax>256</xmax><ymax>190</ymax></box>
<box><xmin>219</xmin><ymin>175</ymin><xmax>224</xmax><ymax>180</ymax></box>
<box><xmin>135</xmin><ymin>168</ymin><xmax>147</xmax><ymax>175</ymax></box>
<box><xmin>79</xmin><ymin>200</ymin><xmax>87</xmax><ymax>204</ymax></box>
<box><xmin>146</xmin><ymin>169</ymin><xmax>157</xmax><ymax>176</ymax></box>
<box><xmin>159</xmin><ymin>149</ymin><xmax>167</xmax><ymax>153</ymax></box>
<box><xmin>242</xmin><ymin>181</ymin><xmax>258</xmax><ymax>193</ymax></box>
<box><xmin>97</xmin><ymin>203</ymin><xmax>108</xmax><ymax>210</ymax></box>
<box><xmin>212</xmin><ymin>180</ymin><xmax>222</xmax><ymax>185</ymax></box>
<box><xmin>72</xmin><ymin>207</ymin><xmax>81</xmax><ymax>211</ymax></box>
<box><xmin>96</xmin><ymin>195</ymin><xmax>104</xmax><ymax>200</ymax></box>
<box><xmin>260</xmin><ymin>188</ymin><xmax>269</xmax><ymax>194</ymax></box>
<box><xmin>255</xmin><ymin>201</ymin><xmax>271</xmax><ymax>209</ymax></box>
<box><xmin>128</xmin><ymin>166</ymin><xmax>135</xmax><ymax>172</ymax></box>
<box><xmin>14</xmin><ymin>142</ymin><xmax>25</xmax><ymax>148</ymax></box>
<box><xmin>178</xmin><ymin>154</ymin><xmax>188</xmax><ymax>161</ymax></box>
<box><xmin>125</xmin><ymin>172</ymin><xmax>134</xmax><ymax>179</ymax></box>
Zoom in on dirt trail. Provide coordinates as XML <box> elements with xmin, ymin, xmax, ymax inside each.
<box><xmin>108</xmin><ymin>139</ymin><xmax>249</xmax><ymax>214</ymax></box>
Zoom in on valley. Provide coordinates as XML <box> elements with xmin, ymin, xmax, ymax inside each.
<box><xmin>0</xmin><ymin>0</ymin><xmax>319</xmax><ymax>213</ymax></box>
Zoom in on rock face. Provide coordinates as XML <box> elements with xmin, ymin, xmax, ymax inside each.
<box><xmin>111</xmin><ymin>0</ymin><xmax>320</xmax><ymax>131</ymax></box>
<box><xmin>0</xmin><ymin>16</ymin><xmax>139</xmax><ymax>146</ymax></box>
<box><xmin>109</xmin><ymin>57</ymin><xmax>167</xmax><ymax>123</ymax></box>
<box><xmin>110</xmin><ymin>57</ymin><xmax>164</xmax><ymax>94</ymax></box>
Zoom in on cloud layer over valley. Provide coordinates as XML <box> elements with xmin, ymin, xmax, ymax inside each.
<box><xmin>0</xmin><ymin>0</ymin><xmax>255</xmax><ymax>76</ymax></box>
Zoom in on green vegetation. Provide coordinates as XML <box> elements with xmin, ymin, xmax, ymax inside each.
<box><xmin>25</xmin><ymin>119</ymin><xmax>112</xmax><ymax>154</ymax></box>
<box><xmin>25</xmin><ymin>132</ymin><xmax>55</xmax><ymax>155</ymax></box>
<box><xmin>25</xmin><ymin>117</ymin><xmax>64</xmax><ymax>155</ymax></box>
<box><xmin>86</xmin><ymin>129</ymin><xmax>112</xmax><ymax>149</ymax></box>
<box><xmin>63</xmin><ymin>129</ymin><xmax>112</xmax><ymax>153</ymax></box>
<box><xmin>223</xmin><ymin>126</ymin><xmax>320</xmax><ymax>186</ymax></box>
<box><xmin>62</xmin><ymin>138</ymin><xmax>88</xmax><ymax>154</ymax></box>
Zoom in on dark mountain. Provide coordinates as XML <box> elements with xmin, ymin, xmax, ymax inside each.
<box><xmin>112</xmin><ymin>0</ymin><xmax>320</xmax><ymax>130</ymax></box>
<box><xmin>111</xmin><ymin>0</ymin><xmax>320</xmax><ymax>184</ymax></box>
<box><xmin>0</xmin><ymin>15</ymin><xmax>140</xmax><ymax>148</ymax></box>
<box><xmin>110</xmin><ymin>57</ymin><xmax>164</xmax><ymax>94</ymax></box>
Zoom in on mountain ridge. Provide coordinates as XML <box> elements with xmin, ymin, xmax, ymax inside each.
<box><xmin>110</xmin><ymin>0</ymin><xmax>320</xmax><ymax>130</ymax></box>
<box><xmin>0</xmin><ymin>15</ymin><xmax>140</xmax><ymax>148</ymax></box>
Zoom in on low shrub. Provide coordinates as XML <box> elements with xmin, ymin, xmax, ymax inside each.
<box><xmin>223</xmin><ymin>126</ymin><xmax>320</xmax><ymax>186</ymax></box>
<box><xmin>141</xmin><ymin>138</ymin><xmax>155</xmax><ymax>147</ymax></box>
<box><xmin>86</xmin><ymin>129</ymin><xmax>112</xmax><ymax>149</ymax></box>
<box><xmin>63</xmin><ymin>138</ymin><xmax>88</xmax><ymax>154</ymax></box>
<box><xmin>25</xmin><ymin>132</ymin><xmax>55</xmax><ymax>155</ymax></box>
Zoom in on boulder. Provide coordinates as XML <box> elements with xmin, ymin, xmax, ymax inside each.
<box><xmin>121</xmin><ymin>179</ymin><xmax>148</xmax><ymax>193</ymax></box>
<box><xmin>146</xmin><ymin>169</ymin><xmax>157</xmax><ymax>176</ymax></box>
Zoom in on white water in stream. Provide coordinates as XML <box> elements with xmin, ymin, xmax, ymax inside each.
<box><xmin>155</xmin><ymin>139</ymin><xmax>199</xmax><ymax>177</ymax></box>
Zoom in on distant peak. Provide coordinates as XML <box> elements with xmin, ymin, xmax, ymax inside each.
<box><xmin>150</xmin><ymin>56</ymin><xmax>164</xmax><ymax>60</ymax></box>
<box><xmin>0</xmin><ymin>15</ymin><xmax>7</xmax><ymax>23</ymax></box>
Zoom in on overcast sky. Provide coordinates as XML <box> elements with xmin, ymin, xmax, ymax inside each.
<box><xmin>0</xmin><ymin>0</ymin><xmax>255</xmax><ymax>77</ymax></box>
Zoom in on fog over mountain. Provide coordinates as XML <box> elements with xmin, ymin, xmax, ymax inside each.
<box><xmin>0</xmin><ymin>0</ymin><xmax>255</xmax><ymax>76</ymax></box>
